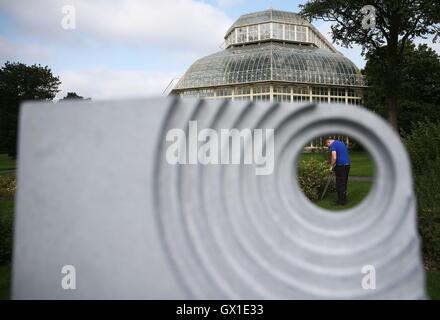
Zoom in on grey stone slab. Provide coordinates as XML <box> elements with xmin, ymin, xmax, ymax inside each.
<box><xmin>12</xmin><ymin>97</ymin><xmax>425</xmax><ymax>299</ymax></box>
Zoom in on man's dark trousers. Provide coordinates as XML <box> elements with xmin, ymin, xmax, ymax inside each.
<box><xmin>335</xmin><ymin>165</ymin><xmax>350</xmax><ymax>205</ymax></box>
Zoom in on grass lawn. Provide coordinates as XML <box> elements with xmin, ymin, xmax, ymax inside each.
<box><xmin>314</xmin><ymin>180</ymin><xmax>373</xmax><ymax>211</ymax></box>
<box><xmin>299</xmin><ymin>151</ymin><xmax>374</xmax><ymax>177</ymax></box>
<box><xmin>0</xmin><ymin>198</ymin><xmax>14</xmax><ymax>300</ymax></box>
<box><xmin>0</xmin><ymin>264</ymin><xmax>11</xmax><ymax>300</ymax></box>
<box><xmin>427</xmin><ymin>271</ymin><xmax>440</xmax><ymax>300</ymax></box>
<box><xmin>0</xmin><ymin>199</ymin><xmax>14</xmax><ymax>219</ymax></box>
<box><xmin>0</xmin><ymin>154</ymin><xmax>16</xmax><ymax>172</ymax></box>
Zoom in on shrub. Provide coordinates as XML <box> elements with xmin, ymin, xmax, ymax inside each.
<box><xmin>0</xmin><ymin>174</ymin><xmax>15</xmax><ymax>264</ymax></box>
<box><xmin>0</xmin><ymin>174</ymin><xmax>16</xmax><ymax>198</ymax></box>
<box><xmin>403</xmin><ymin>119</ymin><xmax>440</xmax><ymax>269</ymax></box>
<box><xmin>298</xmin><ymin>157</ymin><xmax>335</xmax><ymax>201</ymax></box>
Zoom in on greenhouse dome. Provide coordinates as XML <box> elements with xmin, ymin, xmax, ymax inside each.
<box><xmin>169</xmin><ymin>9</ymin><xmax>366</xmax><ymax>105</ymax></box>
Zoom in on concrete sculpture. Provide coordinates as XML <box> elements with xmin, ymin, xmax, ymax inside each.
<box><xmin>12</xmin><ymin>97</ymin><xmax>425</xmax><ymax>299</ymax></box>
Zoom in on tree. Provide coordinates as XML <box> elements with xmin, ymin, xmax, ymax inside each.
<box><xmin>0</xmin><ymin>62</ymin><xmax>61</xmax><ymax>157</ymax></box>
<box><xmin>364</xmin><ymin>42</ymin><xmax>440</xmax><ymax>134</ymax></box>
<box><xmin>300</xmin><ymin>0</ymin><xmax>440</xmax><ymax>131</ymax></box>
<box><xmin>60</xmin><ymin>92</ymin><xmax>84</xmax><ymax>100</ymax></box>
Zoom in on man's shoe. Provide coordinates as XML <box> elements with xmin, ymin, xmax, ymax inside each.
<box><xmin>340</xmin><ymin>192</ymin><xmax>348</xmax><ymax>205</ymax></box>
<box><xmin>335</xmin><ymin>192</ymin><xmax>344</xmax><ymax>205</ymax></box>
<box><xmin>334</xmin><ymin>195</ymin><xmax>347</xmax><ymax>206</ymax></box>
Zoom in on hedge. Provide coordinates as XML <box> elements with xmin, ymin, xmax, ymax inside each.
<box><xmin>403</xmin><ymin>119</ymin><xmax>440</xmax><ymax>269</ymax></box>
<box><xmin>298</xmin><ymin>157</ymin><xmax>335</xmax><ymax>201</ymax></box>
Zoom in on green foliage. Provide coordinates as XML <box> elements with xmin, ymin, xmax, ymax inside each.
<box><xmin>60</xmin><ymin>92</ymin><xmax>90</xmax><ymax>101</ymax></box>
<box><xmin>298</xmin><ymin>157</ymin><xmax>335</xmax><ymax>201</ymax></box>
<box><xmin>0</xmin><ymin>264</ymin><xmax>11</xmax><ymax>299</ymax></box>
<box><xmin>0</xmin><ymin>61</ymin><xmax>61</xmax><ymax>157</ymax></box>
<box><xmin>0</xmin><ymin>217</ymin><xmax>12</xmax><ymax>265</ymax></box>
<box><xmin>0</xmin><ymin>175</ymin><xmax>16</xmax><ymax>198</ymax></box>
<box><xmin>364</xmin><ymin>43</ymin><xmax>440</xmax><ymax>134</ymax></box>
<box><xmin>0</xmin><ymin>198</ymin><xmax>13</xmax><ymax>296</ymax></box>
<box><xmin>403</xmin><ymin>120</ymin><xmax>440</xmax><ymax>269</ymax></box>
<box><xmin>0</xmin><ymin>176</ymin><xmax>15</xmax><ymax>265</ymax></box>
<box><xmin>300</xmin><ymin>0</ymin><xmax>440</xmax><ymax>131</ymax></box>
<box><xmin>300</xmin><ymin>151</ymin><xmax>374</xmax><ymax>177</ymax></box>
<box><xmin>300</xmin><ymin>1</ymin><xmax>440</xmax><ymax>54</ymax></box>
<box><xmin>0</xmin><ymin>201</ymin><xmax>13</xmax><ymax>264</ymax></box>
<box><xmin>61</xmin><ymin>92</ymin><xmax>83</xmax><ymax>100</ymax></box>
<box><xmin>427</xmin><ymin>271</ymin><xmax>440</xmax><ymax>300</ymax></box>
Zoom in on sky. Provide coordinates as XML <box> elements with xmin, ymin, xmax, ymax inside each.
<box><xmin>0</xmin><ymin>0</ymin><xmax>438</xmax><ymax>100</ymax></box>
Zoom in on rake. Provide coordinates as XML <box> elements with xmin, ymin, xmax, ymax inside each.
<box><xmin>320</xmin><ymin>170</ymin><xmax>335</xmax><ymax>200</ymax></box>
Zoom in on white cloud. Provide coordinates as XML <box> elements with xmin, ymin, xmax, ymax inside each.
<box><xmin>0</xmin><ymin>36</ymin><xmax>53</xmax><ymax>63</ymax></box>
<box><xmin>2</xmin><ymin>0</ymin><xmax>232</xmax><ymax>53</ymax></box>
<box><xmin>58</xmin><ymin>66</ymin><xmax>179</xmax><ymax>100</ymax></box>
<box><xmin>1</xmin><ymin>0</ymin><xmax>232</xmax><ymax>100</ymax></box>
<box><xmin>218</xmin><ymin>0</ymin><xmax>241</xmax><ymax>7</ymax></box>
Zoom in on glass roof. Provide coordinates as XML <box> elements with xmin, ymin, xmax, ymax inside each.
<box><xmin>172</xmin><ymin>42</ymin><xmax>366</xmax><ymax>91</ymax></box>
<box><xmin>225</xmin><ymin>9</ymin><xmax>310</xmax><ymax>37</ymax></box>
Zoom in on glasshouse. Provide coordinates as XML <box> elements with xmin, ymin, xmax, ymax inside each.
<box><xmin>169</xmin><ymin>9</ymin><xmax>366</xmax><ymax>105</ymax></box>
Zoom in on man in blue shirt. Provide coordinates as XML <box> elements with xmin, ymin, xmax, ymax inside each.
<box><xmin>325</xmin><ymin>138</ymin><xmax>350</xmax><ymax>205</ymax></box>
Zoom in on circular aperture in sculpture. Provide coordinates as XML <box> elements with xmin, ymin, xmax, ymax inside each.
<box><xmin>296</xmin><ymin>135</ymin><xmax>375</xmax><ymax>212</ymax></box>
